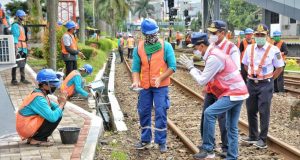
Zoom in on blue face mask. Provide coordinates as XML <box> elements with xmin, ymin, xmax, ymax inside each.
<box><xmin>255</xmin><ymin>37</ymin><xmax>267</xmax><ymax>46</ymax></box>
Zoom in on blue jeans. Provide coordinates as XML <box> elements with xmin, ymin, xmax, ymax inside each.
<box><xmin>202</xmin><ymin>96</ymin><xmax>243</xmax><ymax>160</ymax></box>
<box><xmin>137</xmin><ymin>86</ymin><xmax>170</xmax><ymax>144</ymax></box>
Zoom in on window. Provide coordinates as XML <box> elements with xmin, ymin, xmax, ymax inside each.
<box><xmin>290</xmin><ymin>18</ymin><xmax>296</xmax><ymax>24</ymax></box>
<box><xmin>271</xmin><ymin>12</ymin><xmax>279</xmax><ymax>24</ymax></box>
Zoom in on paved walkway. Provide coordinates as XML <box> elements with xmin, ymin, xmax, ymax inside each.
<box><xmin>0</xmin><ymin>66</ymin><xmax>103</xmax><ymax>160</ymax></box>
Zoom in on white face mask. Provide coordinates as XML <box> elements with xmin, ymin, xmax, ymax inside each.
<box><xmin>209</xmin><ymin>35</ymin><xmax>219</xmax><ymax>44</ymax></box>
<box><xmin>193</xmin><ymin>50</ymin><xmax>202</xmax><ymax>58</ymax></box>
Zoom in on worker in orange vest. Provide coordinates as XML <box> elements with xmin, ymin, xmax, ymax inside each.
<box><xmin>16</xmin><ymin>69</ymin><xmax>67</xmax><ymax>146</ymax></box>
<box><xmin>11</xmin><ymin>10</ymin><xmax>31</xmax><ymax>85</ymax></box>
<box><xmin>131</xmin><ymin>18</ymin><xmax>176</xmax><ymax>153</ymax></box>
<box><xmin>239</xmin><ymin>28</ymin><xmax>255</xmax><ymax>82</ymax></box>
<box><xmin>236</xmin><ymin>31</ymin><xmax>245</xmax><ymax>48</ymax></box>
<box><xmin>0</xmin><ymin>3</ymin><xmax>7</xmax><ymax>34</ymax></box>
<box><xmin>127</xmin><ymin>34</ymin><xmax>135</xmax><ymax>59</ymax></box>
<box><xmin>61</xmin><ymin>21</ymin><xmax>86</xmax><ymax>76</ymax></box>
<box><xmin>61</xmin><ymin>64</ymin><xmax>93</xmax><ymax>98</ymax></box>
<box><xmin>272</xmin><ymin>31</ymin><xmax>288</xmax><ymax>92</ymax></box>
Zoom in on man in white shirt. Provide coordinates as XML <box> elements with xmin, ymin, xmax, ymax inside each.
<box><xmin>241</xmin><ymin>24</ymin><xmax>284</xmax><ymax>149</ymax></box>
<box><xmin>179</xmin><ymin>32</ymin><xmax>249</xmax><ymax>159</ymax></box>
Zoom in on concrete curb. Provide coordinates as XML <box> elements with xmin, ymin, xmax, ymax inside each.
<box><xmin>25</xmin><ymin>64</ymin><xmax>104</xmax><ymax>160</ymax></box>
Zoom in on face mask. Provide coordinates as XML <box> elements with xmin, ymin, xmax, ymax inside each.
<box><xmin>255</xmin><ymin>37</ymin><xmax>266</xmax><ymax>46</ymax></box>
<box><xmin>45</xmin><ymin>86</ymin><xmax>57</xmax><ymax>95</ymax></box>
<box><xmin>209</xmin><ymin>35</ymin><xmax>218</xmax><ymax>44</ymax></box>
<box><xmin>273</xmin><ymin>37</ymin><xmax>281</xmax><ymax>42</ymax></box>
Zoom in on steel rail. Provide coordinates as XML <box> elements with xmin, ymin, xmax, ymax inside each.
<box><xmin>124</xmin><ymin>58</ymin><xmax>300</xmax><ymax>159</ymax></box>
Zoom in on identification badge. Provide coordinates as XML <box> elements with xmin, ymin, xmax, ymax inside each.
<box><xmin>276</xmin><ymin>52</ymin><xmax>281</xmax><ymax>59</ymax></box>
<box><xmin>262</xmin><ymin>67</ymin><xmax>267</xmax><ymax>74</ymax></box>
<box><xmin>254</xmin><ymin>79</ymin><xmax>259</xmax><ymax>83</ymax></box>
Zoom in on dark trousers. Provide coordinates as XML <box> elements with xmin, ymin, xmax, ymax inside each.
<box><xmin>274</xmin><ymin>66</ymin><xmax>285</xmax><ymax>92</ymax></box>
<box><xmin>32</xmin><ymin>117</ymin><xmax>62</xmax><ymax>141</ymax></box>
<box><xmin>65</xmin><ymin>61</ymin><xmax>77</xmax><ymax>77</ymax></box>
<box><xmin>241</xmin><ymin>64</ymin><xmax>248</xmax><ymax>82</ymax></box>
<box><xmin>246</xmin><ymin>79</ymin><xmax>273</xmax><ymax>142</ymax></box>
<box><xmin>12</xmin><ymin>55</ymin><xmax>27</xmax><ymax>82</ymax></box>
<box><xmin>128</xmin><ymin>48</ymin><xmax>133</xmax><ymax>59</ymax></box>
<box><xmin>200</xmin><ymin>93</ymin><xmax>228</xmax><ymax>151</ymax></box>
<box><xmin>118</xmin><ymin>47</ymin><xmax>124</xmax><ymax>62</ymax></box>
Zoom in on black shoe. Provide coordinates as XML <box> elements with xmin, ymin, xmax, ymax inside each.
<box><xmin>193</xmin><ymin>148</ymin><xmax>215</xmax><ymax>159</ymax></box>
<box><xmin>11</xmin><ymin>80</ymin><xmax>18</xmax><ymax>85</ymax></box>
<box><xmin>134</xmin><ymin>141</ymin><xmax>152</xmax><ymax>150</ymax></box>
<box><xmin>241</xmin><ymin>137</ymin><xmax>258</xmax><ymax>144</ymax></box>
<box><xmin>21</xmin><ymin>79</ymin><xmax>31</xmax><ymax>84</ymax></box>
<box><xmin>254</xmin><ymin>139</ymin><xmax>267</xmax><ymax>149</ymax></box>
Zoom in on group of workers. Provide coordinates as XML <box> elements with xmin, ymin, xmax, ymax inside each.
<box><xmin>130</xmin><ymin>18</ymin><xmax>286</xmax><ymax>160</ymax></box>
<box><xmin>117</xmin><ymin>32</ymin><xmax>137</xmax><ymax>62</ymax></box>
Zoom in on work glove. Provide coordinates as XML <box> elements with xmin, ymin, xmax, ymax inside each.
<box><xmin>178</xmin><ymin>54</ymin><xmax>194</xmax><ymax>70</ymax></box>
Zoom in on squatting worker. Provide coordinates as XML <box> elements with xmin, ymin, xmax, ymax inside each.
<box><xmin>61</xmin><ymin>64</ymin><xmax>93</xmax><ymax>98</ymax></box>
<box><xmin>178</xmin><ymin>32</ymin><xmax>249</xmax><ymax>160</ymax></box>
<box><xmin>272</xmin><ymin>31</ymin><xmax>288</xmax><ymax>93</ymax></box>
<box><xmin>131</xmin><ymin>18</ymin><xmax>176</xmax><ymax>153</ymax></box>
<box><xmin>61</xmin><ymin>21</ymin><xmax>85</xmax><ymax>76</ymax></box>
<box><xmin>200</xmin><ymin>20</ymin><xmax>241</xmax><ymax>157</ymax></box>
<box><xmin>239</xmin><ymin>28</ymin><xmax>255</xmax><ymax>82</ymax></box>
<box><xmin>241</xmin><ymin>24</ymin><xmax>284</xmax><ymax>149</ymax></box>
<box><xmin>11</xmin><ymin>10</ymin><xmax>31</xmax><ymax>85</ymax></box>
<box><xmin>16</xmin><ymin>69</ymin><xmax>67</xmax><ymax>146</ymax></box>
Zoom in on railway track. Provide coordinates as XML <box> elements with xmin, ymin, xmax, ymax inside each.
<box><xmin>122</xmin><ymin>58</ymin><xmax>300</xmax><ymax>159</ymax></box>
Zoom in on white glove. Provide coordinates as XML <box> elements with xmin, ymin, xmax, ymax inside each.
<box><xmin>178</xmin><ymin>54</ymin><xmax>194</xmax><ymax>70</ymax></box>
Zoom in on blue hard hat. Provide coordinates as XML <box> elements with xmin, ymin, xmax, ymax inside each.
<box><xmin>207</xmin><ymin>20</ymin><xmax>227</xmax><ymax>32</ymax></box>
<box><xmin>65</xmin><ymin>21</ymin><xmax>76</xmax><ymax>29</ymax></box>
<box><xmin>273</xmin><ymin>30</ymin><xmax>282</xmax><ymax>37</ymax></box>
<box><xmin>187</xmin><ymin>32</ymin><xmax>209</xmax><ymax>47</ymax></box>
<box><xmin>57</xmin><ymin>21</ymin><xmax>63</xmax><ymax>26</ymax></box>
<box><xmin>16</xmin><ymin>10</ymin><xmax>26</xmax><ymax>18</ymax></box>
<box><xmin>83</xmin><ymin>64</ymin><xmax>93</xmax><ymax>74</ymax></box>
<box><xmin>36</xmin><ymin>69</ymin><xmax>61</xmax><ymax>87</ymax></box>
<box><xmin>141</xmin><ymin>18</ymin><xmax>159</xmax><ymax>35</ymax></box>
<box><xmin>239</xmin><ymin>31</ymin><xmax>245</xmax><ymax>35</ymax></box>
<box><xmin>244</xmin><ymin>28</ymin><xmax>254</xmax><ymax>34</ymax></box>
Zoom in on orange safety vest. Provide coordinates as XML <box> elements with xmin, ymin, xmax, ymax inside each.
<box><xmin>16</xmin><ymin>92</ymin><xmax>50</xmax><ymax>140</ymax></box>
<box><xmin>240</xmin><ymin>39</ymin><xmax>255</xmax><ymax>62</ymax></box>
<box><xmin>15</xmin><ymin>23</ymin><xmax>27</xmax><ymax>49</ymax></box>
<box><xmin>0</xmin><ymin>9</ymin><xmax>8</xmax><ymax>26</ymax></box>
<box><xmin>248</xmin><ymin>44</ymin><xmax>273</xmax><ymax>79</ymax></box>
<box><xmin>205</xmin><ymin>39</ymin><xmax>234</xmax><ymax>94</ymax></box>
<box><xmin>61</xmin><ymin>32</ymin><xmax>78</xmax><ymax>54</ymax></box>
<box><xmin>61</xmin><ymin>70</ymin><xmax>81</xmax><ymax>97</ymax></box>
<box><xmin>127</xmin><ymin>37</ymin><xmax>134</xmax><ymax>48</ymax></box>
<box><xmin>273</xmin><ymin>40</ymin><xmax>286</xmax><ymax>61</ymax></box>
<box><xmin>138</xmin><ymin>40</ymin><xmax>170</xmax><ymax>89</ymax></box>
<box><xmin>206</xmin><ymin>47</ymin><xmax>248</xmax><ymax>98</ymax></box>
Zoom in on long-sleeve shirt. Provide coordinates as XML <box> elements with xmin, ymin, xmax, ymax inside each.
<box><xmin>67</xmin><ymin>75</ymin><xmax>88</xmax><ymax>97</ymax></box>
<box><xmin>131</xmin><ymin>41</ymin><xmax>177</xmax><ymax>72</ymax></box>
<box><xmin>216</xmin><ymin>38</ymin><xmax>240</xmax><ymax>70</ymax></box>
<box><xmin>19</xmin><ymin>89</ymin><xmax>63</xmax><ymax>123</ymax></box>
<box><xmin>11</xmin><ymin>22</ymin><xmax>28</xmax><ymax>54</ymax></box>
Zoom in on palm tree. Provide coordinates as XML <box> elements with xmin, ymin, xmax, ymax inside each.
<box><xmin>95</xmin><ymin>0</ymin><xmax>130</xmax><ymax>36</ymax></box>
<box><xmin>133</xmin><ymin>0</ymin><xmax>155</xmax><ymax>19</ymax></box>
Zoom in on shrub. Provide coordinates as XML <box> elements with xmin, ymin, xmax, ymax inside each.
<box><xmin>286</xmin><ymin>59</ymin><xmax>299</xmax><ymax>67</ymax></box>
<box><xmin>31</xmin><ymin>47</ymin><xmax>44</xmax><ymax>58</ymax></box>
<box><xmin>78</xmin><ymin>43</ymin><xmax>96</xmax><ymax>60</ymax></box>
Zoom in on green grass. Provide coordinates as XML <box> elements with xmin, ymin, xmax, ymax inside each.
<box><xmin>111</xmin><ymin>151</ymin><xmax>128</xmax><ymax>160</ymax></box>
<box><xmin>285</xmin><ymin>65</ymin><xmax>300</xmax><ymax>71</ymax></box>
<box><xmin>27</xmin><ymin>57</ymin><xmax>47</xmax><ymax>70</ymax></box>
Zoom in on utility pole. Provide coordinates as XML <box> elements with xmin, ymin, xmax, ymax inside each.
<box><xmin>93</xmin><ymin>0</ymin><xmax>95</xmax><ymax>27</ymax></box>
<box><xmin>79</xmin><ymin>0</ymin><xmax>85</xmax><ymax>43</ymax></box>
<box><xmin>47</xmin><ymin>0</ymin><xmax>57</xmax><ymax>70</ymax></box>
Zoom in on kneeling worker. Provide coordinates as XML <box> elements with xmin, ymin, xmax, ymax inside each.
<box><xmin>61</xmin><ymin>64</ymin><xmax>93</xmax><ymax>98</ymax></box>
<box><xmin>179</xmin><ymin>33</ymin><xmax>249</xmax><ymax>159</ymax></box>
<box><xmin>16</xmin><ymin>69</ymin><xmax>67</xmax><ymax>146</ymax></box>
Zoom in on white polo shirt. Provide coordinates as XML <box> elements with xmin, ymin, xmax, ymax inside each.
<box><xmin>242</xmin><ymin>42</ymin><xmax>284</xmax><ymax>79</ymax></box>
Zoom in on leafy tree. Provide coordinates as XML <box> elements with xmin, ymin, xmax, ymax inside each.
<box><xmin>5</xmin><ymin>0</ymin><xmax>28</xmax><ymax>16</ymax></box>
<box><xmin>133</xmin><ymin>0</ymin><xmax>155</xmax><ymax>18</ymax></box>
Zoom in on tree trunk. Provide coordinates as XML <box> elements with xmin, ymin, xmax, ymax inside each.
<box><xmin>79</xmin><ymin>0</ymin><xmax>85</xmax><ymax>43</ymax></box>
<box><xmin>47</xmin><ymin>0</ymin><xmax>57</xmax><ymax>70</ymax></box>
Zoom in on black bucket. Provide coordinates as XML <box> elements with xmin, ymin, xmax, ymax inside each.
<box><xmin>58</xmin><ymin>127</ymin><xmax>81</xmax><ymax>144</ymax></box>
